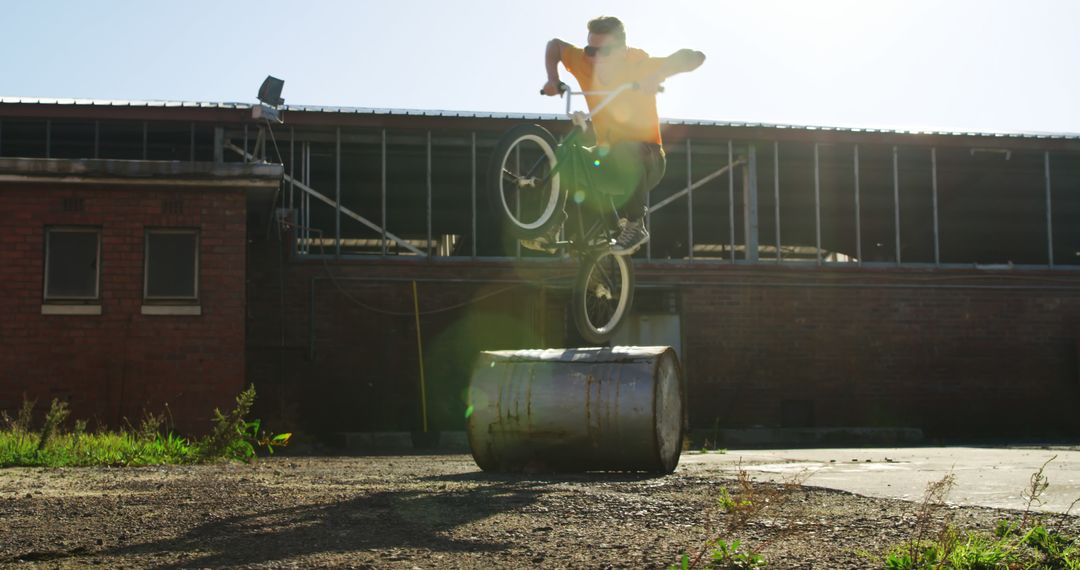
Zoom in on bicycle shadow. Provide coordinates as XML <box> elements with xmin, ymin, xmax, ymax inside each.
<box><xmin>102</xmin><ymin>484</ymin><xmax>541</xmax><ymax>569</ymax></box>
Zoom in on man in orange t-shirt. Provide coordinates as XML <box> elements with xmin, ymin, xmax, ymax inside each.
<box><xmin>542</xmin><ymin>16</ymin><xmax>705</xmax><ymax>254</ymax></box>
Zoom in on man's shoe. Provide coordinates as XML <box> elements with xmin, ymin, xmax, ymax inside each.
<box><xmin>520</xmin><ymin>213</ymin><xmax>565</xmax><ymax>254</ymax></box>
<box><xmin>611</xmin><ymin>219</ymin><xmax>649</xmax><ymax>255</ymax></box>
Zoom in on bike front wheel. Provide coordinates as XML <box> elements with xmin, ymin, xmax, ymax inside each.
<box><xmin>572</xmin><ymin>250</ymin><xmax>635</xmax><ymax>345</ymax></box>
<box><xmin>486</xmin><ymin>124</ymin><xmax>565</xmax><ymax>239</ymax></box>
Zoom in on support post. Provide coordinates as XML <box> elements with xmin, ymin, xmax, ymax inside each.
<box><xmin>728</xmin><ymin>140</ymin><xmax>735</xmax><ymax>263</ymax></box>
<box><xmin>814</xmin><ymin>143</ymin><xmax>821</xmax><ymax>265</ymax></box>
<box><xmin>687</xmin><ymin>138</ymin><xmax>694</xmax><ymax>261</ymax></box>
<box><xmin>893</xmin><ymin>145</ymin><xmax>901</xmax><ymax>265</ymax></box>
<box><xmin>213</xmin><ymin>127</ymin><xmax>224</xmax><ymax>163</ymax></box>
<box><xmin>854</xmin><ymin>145</ymin><xmax>862</xmax><ymax>266</ymax></box>
<box><xmin>774</xmin><ymin>141</ymin><xmax>781</xmax><ymax>262</ymax></box>
<box><xmin>382</xmin><ymin>130</ymin><xmax>388</xmax><ymax>256</ymax></box>
<box><xmin>335</xmin><ymin>128</ymin><xmax>341</xmax><ymax>258</ymax></box>
<box><xmin>743</xmin><ymin>144</ymin><xmax>759</xmax><ymax>262</ymax></box>
<box><xmin>427</xmin><ymin>131</ymin><xmax>433</xmax><ymax>257</ymax></box>
<box><xmin>931</xmin><ymin>148</ymin><xmax>940</xmax><ymax>266</ymax></box>
<box><xmin>471</xmin><ymin>132</ymin><xmax>478</xmax><ymax>259</ymax></box>
<box><xmin>1045</xmin><ymin>151</ymin><xmax>1054</xmax><ymax>268</ymax></box>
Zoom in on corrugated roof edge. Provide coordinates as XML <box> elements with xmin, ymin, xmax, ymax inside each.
<box><xmin>2</xmin><ymin>96</ymin><xmax>1078</xmax><ymax>141</ymax></box>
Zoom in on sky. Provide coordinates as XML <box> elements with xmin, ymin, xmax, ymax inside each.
<box><xmin>3</xmin><ymin>0</ymin><xmax>1079</xmax><ymax>134</ymax></box>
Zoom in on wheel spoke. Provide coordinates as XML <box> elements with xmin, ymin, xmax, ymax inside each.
<box><xmin>585</xmin><ymin>256</ymin><xmax>622</xmax><ymax>330</ymax></box>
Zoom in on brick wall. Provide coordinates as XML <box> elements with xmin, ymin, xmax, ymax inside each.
<box><xmin>667</xmin><ymin>266</ymin><xmax>1080</xmax><ymax>438</ymax></box>
<box><xmin>0</xmin><ymin>182</ymin><xmax>248</xmax><ymax>434</ymax></box>
<box><xmin>246</xmin><ymin>243</ymin><xmax>1080</xmax><ymax>440</ymax></box>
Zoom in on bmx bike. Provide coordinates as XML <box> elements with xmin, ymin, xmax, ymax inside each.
<box><xmin>486</xmin><ymin>82</ymin><xmax>650</xmax><ymax>344</ymax></box>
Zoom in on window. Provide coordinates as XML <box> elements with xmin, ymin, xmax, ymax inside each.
<box><xmin>44</xmin><ymin>227</ymin><xmax>101</xmax><ymax>301</ymax></box>
<box><xmin>144</xmin><ymin>229</ymin><xmax>199</xmax><ymax>302</ymax></box>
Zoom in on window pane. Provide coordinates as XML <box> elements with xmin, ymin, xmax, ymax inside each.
<box><xmin>47</xmin><ymin>231</ymin><xmax>98</xmax><ymax>298</ymax></box>
<box><xmin>147</xmin><ymin>232</ymin><xmax>197</xmax><ymax>298</ymax></box>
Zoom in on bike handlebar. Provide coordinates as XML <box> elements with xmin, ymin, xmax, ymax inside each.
<box><xmin>541</xmin><ymin>81</ymin><xmax>664</xmax><ymax>119</ymax></box>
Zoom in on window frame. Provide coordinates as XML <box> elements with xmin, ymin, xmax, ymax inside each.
<box><xmin>43</xmin><ymin>226</ymin><xmax>102</xmax><ymax>303</ymax></box>
<box><xmin>143</xmin><ymin>227</ymin><xmax>200</xmax><ymax>303</ymax></box>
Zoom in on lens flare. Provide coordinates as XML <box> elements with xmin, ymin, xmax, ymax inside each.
<box><xmin>464</xmin><ymin>404</ymin><xmax>474</xmax><ymax>419</ymax></box>
<box><xmin>593</xmin><ymin>160</ymin><xmax>601</xmax><ymax>167</ymax></box>
<box><xmin>573</xmin><ymin>190</ymin><xmax>586</xmax><ymax>204</ymax></box>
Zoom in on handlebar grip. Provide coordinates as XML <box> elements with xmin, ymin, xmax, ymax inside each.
<box><xmin>540</xmin><ymin>82</ymin><xmax>571</xmax><ymax>96</ymax></box>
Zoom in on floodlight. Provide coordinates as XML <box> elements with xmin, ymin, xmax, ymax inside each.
<box><xmin>253</xmin><ymin>75</ymin><xmax>285</xmax><ymax>123</ymax></box>
<box><xmin>257</xmin><ymin>76</ymin><xmax>285</xmax><ymax>107</ymax></box>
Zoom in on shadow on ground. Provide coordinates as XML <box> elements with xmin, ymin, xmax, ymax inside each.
<box><xmin>102</xmin><ymin>484</ymin><xmax>540</xmax><ymax>568</ymax></box>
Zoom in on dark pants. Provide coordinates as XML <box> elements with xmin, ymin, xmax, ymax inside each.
<box><xmin>582</xmin><ymin>142</ymin><xmax>666</xmax><ymax>222</ymax></box>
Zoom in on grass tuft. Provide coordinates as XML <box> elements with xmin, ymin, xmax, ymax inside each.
<box><xmin>0</xmin><ymin>385</ymin><xmax>290</xmax><ymax>467</ymax></box>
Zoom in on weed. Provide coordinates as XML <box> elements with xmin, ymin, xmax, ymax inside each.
<box><xmin>881</xmin><ymin>458</ymin><xmax>1080</xmax><ymax>569</ymax></box>
<box><xmin>0</xmin><ymin>386</ymin><xmax>290</xmax><ymax>467</ymax></box>
<box><xmin>671</xmin><ymin>538</ymin><xmax>766</xmax><ymax>570</ymax></box>
<box><xmin>674</xmin><ymin>461</ymin><xmax>813</xmax><ymax>569</ymax></box>
<box><xmin>36</xmin><ymin>398</ymin><xmax>70</xmax><ymax>451</ymax></box>
<box><xmin>197</xmin><ymin>385</ymin><xmax>291</xmax><ymax>462</ymax></box>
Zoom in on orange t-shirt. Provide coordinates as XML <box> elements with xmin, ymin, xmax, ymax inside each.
<box><xmin>560</xmin><ymin>44</ymin><xmax>665</xmax><ymax>147</ymax></box>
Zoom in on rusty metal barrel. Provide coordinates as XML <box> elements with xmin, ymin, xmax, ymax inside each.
<box><xmin>466</xmin><ymin>346</ymin><xmax>685</xmax><ymax>473</ymax></box>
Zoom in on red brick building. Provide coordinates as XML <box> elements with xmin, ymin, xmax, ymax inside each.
<box><xmin>1</xmin><ymin>97</ymin><xmax>1078</xmax><ymax>440</ymax></box>
<box><xmin>0</xmin><ymin>156</ymin><xmax>280</xmax><ymax>433</ymax></box>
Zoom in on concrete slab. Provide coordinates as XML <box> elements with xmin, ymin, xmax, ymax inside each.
<box><xmin>681</xmin><ymin>446</ymin><xmax>1080</xmax><ymax>513</ymax></box>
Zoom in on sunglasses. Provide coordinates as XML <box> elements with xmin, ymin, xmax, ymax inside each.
<box><xmin>584</xmin><ymin>44</ymin><xmax>621</xmax><ymax>57</ymax></box>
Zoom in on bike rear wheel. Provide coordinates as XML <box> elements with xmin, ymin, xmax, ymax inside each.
<box><xmin>486</xmin><ymin>124</ymin><xmax>565</xmax><ymax>239</ymax></box>
<box><xmin>572</xmin><ymin>250</ymin><xmax>635</xmax><ymax>344</ymax></box>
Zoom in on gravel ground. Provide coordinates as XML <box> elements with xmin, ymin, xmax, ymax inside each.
<box><xmin>1</xmin><ymin>454</ymin><xmax>1077</xmax><ymax>569</ymax></box>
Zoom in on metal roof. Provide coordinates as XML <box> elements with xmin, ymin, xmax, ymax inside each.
<box><xmin>2</xmin><ymin>96</ymin><xmax>1079</xmax><ymax>141</ymax></box>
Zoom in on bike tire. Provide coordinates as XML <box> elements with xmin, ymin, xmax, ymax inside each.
<box><xmin>486</xmin><ymin>124</ymin><xmax>566</xmax><ymax>239</ymax></box>
<box><xmin>571</xmin><ymin>250</ymin><xmax>635</xmax><ymax>345</ymax></box>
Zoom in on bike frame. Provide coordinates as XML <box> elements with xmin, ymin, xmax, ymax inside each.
<box><xmin>543</xmin><ymin>83</ymin><xmax>639</xmax><ymax>256</ymax></box>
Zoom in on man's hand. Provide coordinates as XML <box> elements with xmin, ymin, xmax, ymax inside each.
<box><xmin>541</xmin><ymin>79</ymin><xmax>565</xmax><ymax>96</ymax></box>
<box><xmin>636</xmin><ymin>74</ymin><xmax>664</xmax><ymax>94</ymax></box>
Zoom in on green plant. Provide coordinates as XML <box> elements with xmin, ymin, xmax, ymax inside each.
<box><xmin>36</xmin><ymin>398</ymin><xmax>70</xmax><ymax>451</ymax></box>
<box><xmin>707</xmin><ymin>539</ymin><xmax>767</xmax><ymax>569</ymax></box>
<box><xmin>880</xmin><ymin>458</ymin><xmax>1080</xmax><ymax>569</ymax></box>
<box><xmin>0</xmin><ymin>388</ymin><xmax>289</xmax><ymax>467</ymax></box>
<box><xmin>197</xmin><ymin>385</ymin><xmax>291</xmax><ymax>462</ymax></box>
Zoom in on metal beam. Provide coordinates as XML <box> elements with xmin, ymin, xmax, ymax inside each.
<box><xmin>728</xmin><ymin>140</ymin><xmax>735</xmax><ymax>263</ymax></box>
<box><xmin>893</xmin><ymin>145</ymin><xmax>901</xmax><ymax>265</ymax></box>
<box><xmin>931</xmin><ymin>147</ymin><xmax>940</xmax><ymax>266</ymax></box>
<box><xmin>775</xmin><ymin>141</ymin><xmax>781</xmax><ymax>262</ymax></box>
<box><xmin>814</xmin><ymin>143</ymin><xmax>821</xmax><ymax>265</ymax></box>
<box><xmin>382</xmin><ymin>129</ymin><xmax>388</xmax><ymax>256</ymax></box>
<box><xmin>1045</xmin><ymin>151</ymin><xmax>1054</xmax><ymax>268</ymax></box>
<box><xmin>743</xmin><ymin>144</ymin><xmax>759</xmax><ymax>262</ymax></box>
<box><xmin>648</xmin><ymin>157</ymin><xmax>745</xmax><ymax>214</ymax></box>
<box><xmin>471</xmin><ymin>132</ymin><xmax>477</xmax><ymax>259</ymax></box>
<box><xmin>213</xmin><ymin>127</ymin><xmax>223</xmax><ymax>163</ymax></box>
<box><xmin>427</xmin><ymin>131</ymin><xmax>433</xmax><ymax>257</ymax></box>
<box><xmin>288</xmin><ymin>127</ymin><xmax>295</xmax><ymax>213</ymax></box>
<box><xmin>227</xmin><ymin>141</ymin><xmax>426</xmax><ymax>256</ymax></box>
<box><xmin>854</xmin><ymin>145</ymin><xmax>862</xmax><ymax>267</ymax></box>
<box><xmin>687</xmin><ymin>138</ymin><xmax>694</xmax><ymax>261</ymax></box>
<box><xmin>335</xmin><ymin>127</ymin><xmax>341</xmax><ymax>258</ymax></box>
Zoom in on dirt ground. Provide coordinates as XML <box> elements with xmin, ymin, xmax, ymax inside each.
<box><xmin>2</xmin><ymin>454</ymin><xmax>1078</xmax><ymax>569</ymax></box>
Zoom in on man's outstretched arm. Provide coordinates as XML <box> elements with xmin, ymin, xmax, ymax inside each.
<box><xmin>639</xmin><ymin>49</ymin><xmax>706</xmax><ymax>92</ymax></box>
<box><xmin>543</xmin><ymin>38</ymin><xmax>572</xmax><ymax>96</ymax></box>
